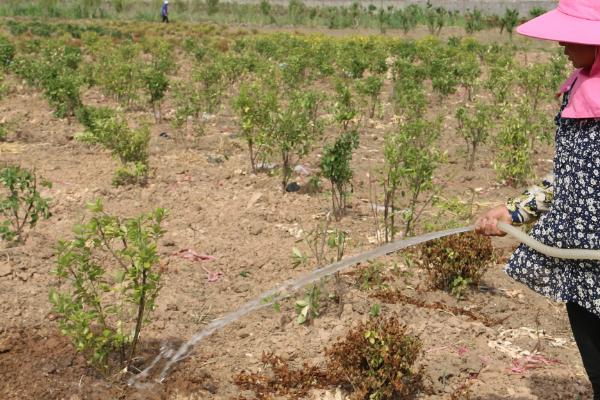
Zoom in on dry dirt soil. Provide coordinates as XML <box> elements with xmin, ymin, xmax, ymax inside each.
<box><xmin>0</xmin><ymin>33</ymin><xmax>593</xmax><ymax>400</ymax></box>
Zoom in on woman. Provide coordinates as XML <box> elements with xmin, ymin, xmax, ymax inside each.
<box><xmin>476</xmin><ymin>1</ymin><xmax>600</xmax><ymax>397</ymax></box>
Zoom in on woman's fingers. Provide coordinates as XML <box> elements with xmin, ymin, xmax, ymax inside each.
<box><xmin>475</xmin><ymin>205</ymin><xmax>511</xmax><ymax>237</ymax></box>
<box><xmin>476</xmin><ymin>217</ymin><xmax>502</xmax><ymax>236</ymax></box>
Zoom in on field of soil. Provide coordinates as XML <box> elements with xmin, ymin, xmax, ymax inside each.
<box><xmin>0</xmin><ymin>21</ymin><xmax>593</xmax><ymax>400</ymax></box>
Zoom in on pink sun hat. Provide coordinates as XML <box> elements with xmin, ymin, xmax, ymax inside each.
<box><xmin>517</xmin><ymin>0</ymin><xmax>600</xmax><ymax>45</ymax></box>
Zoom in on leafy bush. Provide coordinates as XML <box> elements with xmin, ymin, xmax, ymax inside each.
<box><xmin>454</xmin><ymin>49</ymin><xmax>481</xmax><ymax>101</ymax></box>
<box><xmin>50</xmin><ymin>200</ymin><xmax>166</xmax><ymax>371</ymax></box>
<box><xmin>455</xmin><ymin>102</ymin><xmax>493</xmax><ymax>170</ymax></box>
<box><xmin>356</xmin><ymin>75</ymin><xmax>384</xmax><ymax>119</ymax></box>
<box><xmin>392</xmin><ymin>66</ymin><xmax>427</xmax><ymax>119</ymax></box>
<box><xmin>266</xmin><ymin>90</ymin><xmax>323</xmax><ymax>191</ymax></box>
<box><xmin>500</xmin><ymin>8</ymin><xmax>519</xmax><ymax>38</ymax></box>
<box><xmin>233</xmin><ymin>81</ymin><xmax>277</xmax><ymax>172</ymax></box>
<box><xmin>425</xmin><ymin>1</ymin><xmax>446</xmax><ymax>35</ymax></box>
<box><xmin>485</xmin><ymin>60</ymin><xmax>515</xmax><ymax>105</ymax></box>
<box><xmin>142</xmin><ymin>67</ymin><xmax>168</xmax><ymax>122</ymax></box>
<box><xmin>430</xmin><ymin>53</ymin><xmax>459</xmax><ymax>100</ymax></box>
<box><xmin>420</xmin><ymin>231</ymin><xmax>494</xmax><ymax>297</ymax></box>
<box><xmin>94</xmin><ymin>42</ymin><xmax>143</xmax><ymax>106</ymax></box>
<box><xmin>140</xmin><ymin>38</ymin><xmax>174</xmax><ymax>122</ymax></box>
<box><xmin>0</xmin><ymin>165</ymin><xmax>51</xmax><ymax>243</ymax></box>
<box><xmin>207</xmin><ymin>0</ymin><xmax>220</xmax><ymax>15</ymax></box>
<box><xmin>171</xmin><ymin>81</ymin><xmax>203</xmax><ymax>134</ymax></box>
<box><xmin>326</xmin><ymin>316</ymin><xmax>424</xmax><ymax>400</ymax></box>
<box><xmin>337</xmin><ymin>40</ymin><xmax>368</xmax><ymax>79</ymax></box>
<box><xmin>528</xmin><ymin>6</ymin><xmax>546</xmax><ymax>19</ymax></box>
<box><xmin>382</xmin><ymin>118</ymin><xmax>442</xmax><ymax>239</ymax></box>
<box><xmin>11</xmin><ymin>40</ymin><xmax>82</xmax><ymax>118</ymax></box>
<box><xmin>43</xmin><ymin>71</ymin><xmax>82</xmax><ymax>118</ymax></box>
<box><xmin>332</xmin><ymin>80</ymin><xmax>357</xmax><ymax>130</ymax></box>
<box><xmin>259</xmin><ymin>0</ymin><xmax>271</xmax><ymax>16</ymax></box>
<box><xmin>354</xmin><ymin>262</ymin><xmax>387</xmax><ymax>291</ymax></box>
<box><xmin>465</xmin><ymin>8</ymin><xmax>484</xmax><ymax>34</ymax></box>
<box><xmin>390</xmin><ymin>6</ymin><xmax>419</xmax><ymax>33</ymax></box>
<box><xmin>288</xmin><ymin>0</ymin><xmax>306</xmax><ymax>25</ymax></box>
<box><xmin>493</xmin><ymin>102</ymin><xmax>533</xmax><ymax>186</ymax></box>
<box><xmin>76</xmin><ymin>108</ymin><xmax>150</xmax><ymax>186</ymax></box>
<box><xmin>0</xmin><ymin>35</ymin><xmax>16</xmax><ymax>69</ymax></box>
<box><xmin>194</xmin><ymin>58</ymin><xmax>225</xmax><ymax>114</ymax></box>
<box><xmin>320</xmin><ymin>130</ymin><xmax>359</xmax><ymax>218</ymax></box>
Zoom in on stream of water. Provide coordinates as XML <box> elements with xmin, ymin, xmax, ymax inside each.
<box><xmin>128</xmin><ymin>225</ymin><xmax>474</xmax><ymax>387</ymax></box>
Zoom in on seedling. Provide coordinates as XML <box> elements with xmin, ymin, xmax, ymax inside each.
<box><xmin>0</xmin><ymin>166</ymin><xmax>51</xmax><ymax>243</ymax></box>
<box><xmin>295</xmin><ymin>284</ymin><xmax>321</xmax><ymax>324</ymax></box>
<box><xmin>369</xmin><ymin>303</ymin><xmax>381</xmax><ymax>317</ymax></box>
<box><xmin>355</xmin><ymin>262</ymin><xmax>387</xmax><ymax>291</ymax></box>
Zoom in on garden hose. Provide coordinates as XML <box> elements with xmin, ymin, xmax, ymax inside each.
<box><xmin>497</xmin><ymin>221</ymin><xmax>600</xmax><ymax>260</ymax></box>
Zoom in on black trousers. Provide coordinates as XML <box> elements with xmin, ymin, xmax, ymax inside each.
<box><xmin>567</xmin><ymin>302</ymin><xmax>600</xmax><ymax>399</ymax></box>
<box><xmin>162</xmin><ymin>15</ymin><xmax>169</xmax><ymax>23</ymax></box>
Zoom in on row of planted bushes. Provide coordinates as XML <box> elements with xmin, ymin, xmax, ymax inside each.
<box><xmin>0</xmin><ymin>0</ymin><xmax>546</xmax><ymax>36</ymax></box>
<box><xmin>0</xmin><ymin>27</ymin><xmax>567</xmax><ymax>234</ymax></box>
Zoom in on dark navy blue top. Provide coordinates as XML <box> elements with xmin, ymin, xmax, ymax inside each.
<box><xmin>506</xmin><ymin>91</ymin><xmax>600</xmax><ymax>317</ymax></box>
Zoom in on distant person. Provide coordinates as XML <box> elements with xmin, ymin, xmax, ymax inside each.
<box><xmin>161</xmin><ymin>0</ymin><xmax>169</xmax><ymax>23</ymax></box>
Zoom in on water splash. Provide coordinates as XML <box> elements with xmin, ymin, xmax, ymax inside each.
<box><xmin>128</xmin><ymin>225</ymin><xmax>473</xmax><ymax>387</ymax></box>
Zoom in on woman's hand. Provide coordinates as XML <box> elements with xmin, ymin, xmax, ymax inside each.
<box><xmin>475</xmin><ymin>205</ymin><xmax>512</xmax><ymax>236</ymax></box>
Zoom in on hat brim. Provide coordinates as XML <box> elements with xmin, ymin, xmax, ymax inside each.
<box><xmin>517</xmin><ymin>9</ymin><xmax>600</xmax><ymax>46</ymax></box>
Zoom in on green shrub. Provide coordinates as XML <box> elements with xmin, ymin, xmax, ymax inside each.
<box><xmin>382</xmin><ymin>118</ymin><xmax>442</xmax><ymax>239</ymax></box>
<box><xmin>259</xmin><ymin>0</ymin><xmax>271</xmax><ymax>16</ymax></box>
<box><xmin>288</xmin><ymin>0</ymin><xmax>306</xmax><ymax>25</ymax></box>
<box><xmin>43</xmin><ymin>71</ymin><xmax>82</xmax><ymax>118</ymax></box>
<box><xmin>493</xmin><ymin>102</ymin><xmax>533</xmax><ymax>186</ymax></box>
<box><xmin>11</xmin><ymin>40</ymin><xmax>82</xmax><ymax>118</ymax></box>
<box><xmin>5</xmin><ymin>20</ymin><xmax>29</xmax><ymax>36</ymax></box>
<box><xmin>500</xmin><ymin>8</ymin><xmax>519</xmax><ymax>38</ymax></box>
<box><xmin>142</xmin><ymin>67</ymin><xmax>168</xmax><ymax>122</ymax></box>
<box><xmin>425</xmin><ymin>2</ymin><xmax>446</xmax><ymax>35</ymax></box>
<box><xmin>233</xmin><ymin>81</ymin><xmax>277</xmax><ymax>172</ymax></box>
<box><xmin>356</xmin><ymin>75</ymin><xmax>384</xmax><ymax>119</ymax></box>
<box><xmin>0</xmin><ymin>35</ymin><xmax>15</xmax><ymax>69</ymax></box>
<box><xmin>267</xmin><ymin>90</ymin><xmax>323</xmax><ymax>191</ymax></box>
<box><xmin>455</xmin><ymin>102</ymin><xmax>493</xmax><ymax>170</ymax></box>
<box><xmin>320</xmin><ymin>130</ymin><xmax>359</xmax><ymax>218</ymax></box>
<box><xmin>332</xmin><ymin>80</ymin><xmax>357</xmax><ymax>130</ymax></box>
<box><xmin>76</xmin><ymin>109</ymin><xmax>150</xmax><ymax>186</ymax></box>
<box><xmin>528</xmin><ymin>6</ymin><xmax>546</xmax><ymax>19</ymax></box>
<box><xmin>207</xmin><ymin>0</ymin><xmax>219</xmax><ymax>15</ymax></box>
<box><xmin>94</xmin><ymin>42</ymin><xmax>143</xmax><ymax>106</ymax></box>
<box><xmin>465</xmin><ymin>8</ymin><xmax>484</xmax><ymax>34</ymax></box>
<box><xmin>194</xmin><ymin>58</ymin><xmax>225</xmax><ymax>114</ymax></box>
<box><xmin>50</xmin><ymin>200</ymin><xmax>166</xmax><ymax>372</ymax></box>
<box><xmin>0</xmin><ymin>165</ymin><xmax>52</xmax><ymax>243</ymax></box>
